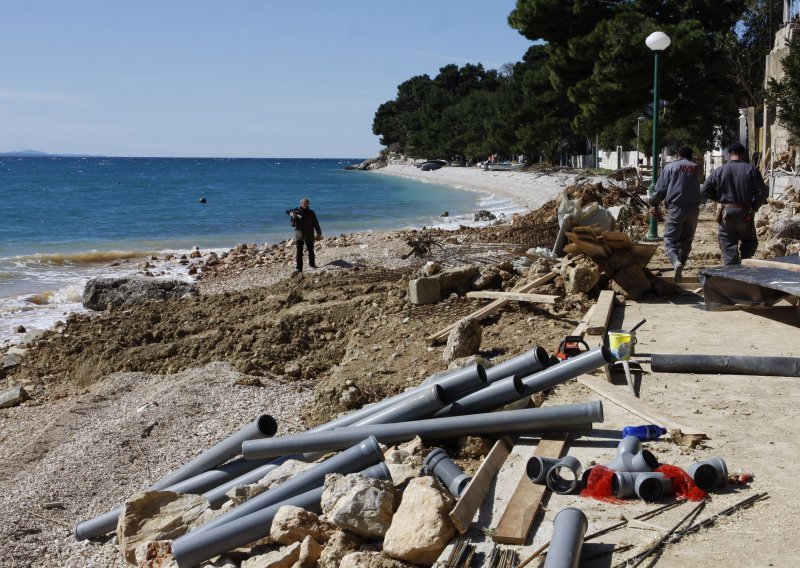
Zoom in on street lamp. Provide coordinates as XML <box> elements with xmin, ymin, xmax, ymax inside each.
<box><xmin>645</xmin><ymin>31</ymin><xmax>671</xmax><ymax>241</ymax></box>
<box><xmin>636</xmin><ymin>116</ymin><xmax>645</xmax><ymax>175</ymax></box>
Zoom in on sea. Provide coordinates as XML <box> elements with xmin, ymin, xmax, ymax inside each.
<box><xmin>0</xmin><ymin>156</ymin><xmax>520</xmax><ymax>347</ymax></box>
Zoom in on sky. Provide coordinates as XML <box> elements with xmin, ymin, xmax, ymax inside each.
<box><xmin>0</xmin><ymin>1</ymin><xmax>533</xmax><ymax>159</ymax></box>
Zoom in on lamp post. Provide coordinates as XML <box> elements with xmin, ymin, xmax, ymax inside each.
<box><xmin>645</xmin><ymin>31</ymin><xmax>671</xmax><ymax>241</ymax></box>
<box><xmin>636</xmin><ymin>116</ymin><xmax>645</xmax><ymax>175</ymax></box>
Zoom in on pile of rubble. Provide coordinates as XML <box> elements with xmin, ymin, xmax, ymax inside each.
<box><xmin>756</xmin><ymin>185</ymin><xmax>800</xmax><ymax>258</ymax></box>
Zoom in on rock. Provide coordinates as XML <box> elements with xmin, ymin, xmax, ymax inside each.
<box><xmin>339</xmin><ymin>552</ymin><xmax>415</xmax><ymax>568</ymax></box>
<box><xmin>284</xmin><ymin>361</ymin><xmax>302</xmax><ymax>378</ymax></box>
<box><xmin>560</xmin><ymin>263</ymin><xmax>600</xmax><ymax>294</ymax></box>
<box><xmin>297</xmin><ymin>535</ymin><xmax>323</xmax><ymax>568</ymax></box>
<box><xmin>435</xmin><ymin>265</ymin><xmax>479</xmax><ymax>294</ymax></box>
<box><xmin>270</xmin><ymin>506</ymin><xmax>336</xmax><ymax>545</ymax></box>
<box><xmin>443</xmin><ymin>318</ymin><xmax>481</xmax><ymax>363</ymax></box>
<box><xmin>446</xmin><ymin>355</ymin><xmax>490</xmax><ymax>370</ymax></box>
<box><xmin>317</xmin><ymin>530</ymin><xmax>361</xmax><ymax>568</ymax></box>
<box><xmin>458</xmin><ymin>435</ymin><xmax>492</xmax><ymax>458</ymax></box>
<box><xmin>82</xmin><ymin>277</ymin><xmax>197</xmax><ymax>311</ymax></box>
<box><xmin>139</xmin><ymin>540</ymin><xmax>174</xmax><ymax>568</ymax></box>
<box><xmin>339</xmin><ymin>386</ymin><xmax>361</xmax><ymax>408</ymax></box>
<box><xmin>257</xmin><ymin>460</ymin><xmax>313</xmax><ymax>491</ymax></box>
<box><xmin>386</xmin><ymin>463</ymin><xmax>419</xmax><ymax>487</ymax></box>
<box><xmin>382</xmin><ymin>477</ymin><xmax>457</xmax><ymax>566</ymax></box>
<box><xmin>408</xmin><ymin>277</ymin><xmax>440</xmax><ymax>305</ymax></box>
<box><xmin>117</xmin><ymin>491</ymin><xmax>209</xmax><ymax>565</ymax></box>
<box><xmin>242</xmin><ymin>541</ymin><xmax>301</xmax><ymax>568</ymax></box>
<box><xmin>473</xmin><ymin>210</ymin><xmax>497</xmax><ymax>222</ymax></box>
<box><xmin>13</xmin><ymin>325</ymin><xmax>25</xmax><ymax>333</ymax></box>
<box><xmin>440</xmin><ymin>211</ymin><xmax>449</xmax><ymax>217</ymax></box>
<box><xmin>470</xmin><ymin>268</ymin><xmax>500</xmax><ymax>290</ymax></box>
<box><xmin>0</xmin><ymin>386</ymin><xmax>29</xmax><ymax>409</ymax></box>
<box><xmin>421</xmin><ymin>262</ymin><xmax>441</xmax><ymax>277</ymax></box>
<box><xmin>397</xmin><ymin>436</ymin><xmax>426</xmax><ymax>456</ymax></box>
<box><xmin>321</xmin><ymin>473</ymin><xmax>396</xmax><ymax>538</ymax></box>
<box><xmin>2</xmin><ymin>352</ymin><xmax>22</xmax><ymax>370</ymax></box>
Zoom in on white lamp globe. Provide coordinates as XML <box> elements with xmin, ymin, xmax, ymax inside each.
<box><xmin>646</xmin><ymin>31</ymin><xmax>671</xmax><ymax>51</ymax></box>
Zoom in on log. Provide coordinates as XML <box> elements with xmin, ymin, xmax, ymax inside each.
<box><xmin>585</xmin><ymin>290</ymin><xmax>615</xmax><ymax>335</ymax></box>
<box><xmin>465</xmin><ymin>291</ymin><xmax>558</xmax><ymax>304</ymax></box>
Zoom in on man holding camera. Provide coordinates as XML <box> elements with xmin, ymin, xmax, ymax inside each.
<box><xmin>290</xmin><ymin>198</ymin><xmax>322</xmax><ymax>272</ymax></box>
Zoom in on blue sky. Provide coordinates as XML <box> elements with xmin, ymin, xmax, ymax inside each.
<box><xmin>0</xmin><ymin>1</ymin><xmax>532</xmax><ymax>158</ymax></box>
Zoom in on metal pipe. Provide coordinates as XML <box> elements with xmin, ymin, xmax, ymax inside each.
<box><xmin>651</xmin><ymin>353</ymin><xmax>800</xmax><ymax>377</ymax></box>
<box><xmin>242</xmin><ymin>402</ymin><xmax>604</xmax><ymax>459</ymax></box>
<box><xmin>352</xmin><ymin>385</ymin><xmax>445</xmax><ymax>426</ymax></box>
<box><xmin>73</xmin><ymin>456</ymin><xmax>275</xmax><ymax>540</ymax></box>
<box><xmin>153</xmin><ymin>415</ymin><xmax>278</xmax><ymax>490</ymax></box>
<box><xmin>543</xmin><ymin>507</ymin><xmax>588</xmax><ymax>568</ymax></box>
<box><xmin>545</xmin><ymin>456</ymin><xmax>582</xmax><ymax>495</ymax></box>
<box><xmin>192</xmin><ymin>437</ymin><xmax>383</xmax><ymax>535</ymax></box>
<box><xmin>688</xmin><ymin>457</ymin><xmax>728</xmax><ymax>490</ymax></box>
<box><xmin>172</xmin><ymin>462</ymin><xmax>392</xmax><ymax>568</ymax></box>
<box><xmin>423</xmin><ymin>448</ymin><xmax>471</xmax><ymax>497</ymax></box>
<box><xmin>73</xmin><ymin>416</ymin><xmax>278</xmax><ymax>541</ymax></box>
<box><xmin>612</xmin><ymin>471</ymin><xmax>671</xmax><ymax>501</ymax></box>
<box><xmin>484</xmin><ymin>346</ymin><xmax>550</xmax><ymax>383</ymax></box>
<box><xmin>438</xmin><ymin>348</ymin><xmax>613</xmax><ymax>417</ymax></box>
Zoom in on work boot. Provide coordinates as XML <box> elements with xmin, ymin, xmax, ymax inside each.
<box><xmin>668</xmin><ymin>250</ymin><xmax>683</xmax><ymax>283</ymax></box>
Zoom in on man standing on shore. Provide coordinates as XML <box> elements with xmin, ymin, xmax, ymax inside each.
<box><xmin>649</xmin><ymin>146</ymin><xmax>702</xmax><ymax>282</ymax></box>
<box><xmin>700</xmin><ymin>143</ymin><xmax>767</xmax><ymax>265</ymax></box>
<box><xmin>292</xmin><ymin>198</ymin><xmax>322</xmax><ymax>272</ymax></box>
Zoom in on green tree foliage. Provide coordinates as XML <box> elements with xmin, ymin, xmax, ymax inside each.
<box><xmin>732</xmin><ymin>0</ymin><xmax>785</xmax><ymax>107</ymax></box>
<box><xmin>766</xmin><ymin>33</ymin><xmax>800</xmax><ymax>144</ymax></box>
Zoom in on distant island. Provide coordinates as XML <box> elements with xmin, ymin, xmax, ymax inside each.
<box><xmin>0</xmin><ymin>150</ymin><xmax>99</xmax><ymax>157</ymax></box>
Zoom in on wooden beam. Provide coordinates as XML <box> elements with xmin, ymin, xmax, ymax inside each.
<box><xmin>585</xmin><ymin>290</ymin><xmax>615</xmax><ymax>335</ymax></box>
<box><xmin>571</xmin><ymin>304</ymin><xmax>596</xmax><ymax>338</ymax></box>
<box><xmin>448</xmin><ymin>437</ymin><xmax>514</xmax><ymax>534</ymax></box>
<box><xmin>742</xmin><ymin>258</ymin><xmax>800</xmax><ymax>273</ymax></box>
<box><xmin>491</xmin><ymin>436</ymin><xmax>568</xmax><ymax>545</ymax></box>
<box><xmin>576</xmin><ymin>373</ymin><xmax>705</xmax><ymax>438</ymax></box>
<box><xmin>426</xmin><ymin>270</ymin><xmax>560</xmax><ymax>345</ymax></box>
<box><xmin>465</xmin><ymin>291</ymin><xmax>558</xmax><ymax>304</ymax></box>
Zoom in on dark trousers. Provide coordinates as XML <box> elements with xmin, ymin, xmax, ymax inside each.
<box><xmin>295</xmin><ymin>239</ymin><xmax>315</xmax><ymax>270</ymax></box>
<box><xmin>718</xmin><ymin>207</ymin><xmax>758</xmax><ymax>265</ymax></box>
<box><xmin>663</xmin><ymin>203</ymin><xmax>700</xmax><ymax>263</ymax></box>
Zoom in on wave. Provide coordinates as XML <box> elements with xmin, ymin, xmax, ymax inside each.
<box><xmin>24</xmin><ymin>284</ymin><xmax>84</xmax><ymax>306</ymax></box>
<box><xmin>6</xmin><ymin>250</ymin><xmax>151</xmax><ymax>267</ymax></box>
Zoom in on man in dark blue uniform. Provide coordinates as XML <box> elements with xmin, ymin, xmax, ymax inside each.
<box><xmin>700</xmin><ymin>143</ymin><xmax>768</xmax><ymax>265</ymax></box>
<box><xmin>291</xmin><ymin>198</ymin><xmax>322</xmax><ymax>272</ymax></box>
<box><xmin>650</xmin><ymin>146</ymin><xmax>702</xmax><ymax>281</ymax></box>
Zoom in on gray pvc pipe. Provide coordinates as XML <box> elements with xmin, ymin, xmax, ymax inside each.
<box><xmin>545</xmin><ymin>456</ymin><xmax>582</xmax><ymax>495</ymax></box>
<box><xmin>607</xmin><ymin>436</ymin><xmax>659</xmax><ymax>472</ymax></box>
<box><xmin>527</xmin><ymin>456</ymin><xmax>559</xmax><ymax>483</ymax></box>
<box><xmin>73</xmin><ymin>455</ymin><xmax>276</xmax><ymax>540</ymax></box>
<box><xmin>650</xmin><ymin>353</ymin><xmax>800</xmax><ymax>377</ymax></box>
<box><xmin>153</xmin><ymin>415</ymin><xmax>278</xmax><ymax>490</ymax></box>
<box><xmin>688</xmin><ymin>457</ymin><xmax>728</xmax><ymax>490</ymax></box>
<box><xmin>423</xmin><ymin>448</ymin><xmax>471</xmax><ymax>497</ymax></box>
<box><xmin>484</xmin><ymin>346</ymin><xmax>550</xmax><ymax>383</ymax></box>
<box><xmin>192</xmin><ymin>437</ymin><xmax>383</xmax><ymax>535</ymax></box>
<box><xmin>242</xmin><ymin>401</ymin><xmax>604</xmax><ymax>459</ymax></box>
<box><xmin>353</xmin><ymin>385</ymin><xmax>445</xmax><ymax>426</ymax></box>
<box><xmin>612</xmin><ymin>471</ymin><xmax>671</xmax><ymax>501</ymax></box>
<box><xmin>172</xmin><ymin>462</ymin><xmax>392</xmax><ymax>568</ymax></box>
<box><xmin>437</xmin><ymin>348</ymin><xmax>612</xmax><ymax>418</ymax></box>
<box><xmin>543</xmin><ymin>507</ymin><xmax>588</xmax><ymax>568</ymax></box>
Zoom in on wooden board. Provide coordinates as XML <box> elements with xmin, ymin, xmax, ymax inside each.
<box><xmin>448</xmin><ymin>437</ymin><xmax>514</xmax><ymax>534</ymax></box>
<box><xmin>742</xmin><ymin>258</ymin><xmax>800</xmax><ymax>273</ymax></box>
<box><xmin>576</xmin><ymin>373</ymin><xmax>705</xmax><ymax>437</ymax></box>
<box><xmin>465</xmin><ymin>291</ymin><xmax>558</xmax><ymax>304</ymax></box>
<box><xmin>491</xmin><ymin>436</ymin><xmax>568</xmax><ymax>544</ymax></box>
<box><xmin>427</xmin><ymin>270</ymin><xmax>559</xmax><ymax>345</ymax></box>
<box><xmin>585</xmin><ymin>290</ymin><xmax>615</xmax><ymax>335</ymax></box>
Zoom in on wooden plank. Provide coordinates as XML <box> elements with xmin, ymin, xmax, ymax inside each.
<box><xmin>602</xmin><ymin>231</ymin><xmax>634</xmax><ymax>250</ymax></box>
<box><xmin>585</xmin><ymin>290</ymin><xmax>615</xmax><ymax>335</ymax></box>
<box><xmin>427</xmin><ymin>270</ymin><xmax>559</xmax><ymax>345</ymax></box>
<box><xmin>448</xmin><ymin>437</ymin><xmax>514</xmax><ymax>534</ymax></box>
<box><xmin>742</xmin><ymin>258</ymin><xmax>800</xmax><ymax>273</ymax></box>
<box><xmin>571</xmin><ymin>304</ymin><xmax>596</xmax><ymax>338</ymax></box>
<box><xmin>491</xmin><ymin>436</ymin><xmax>568</xmax><ymax>544</ymax></box>
<box><xmin>576</xmin><ymin>373</ymin><xmax>705</xmax><ymax>437</ymax></box>
<box><xmin>465</xmin><ymin>291</ymin><xmax>558</xmax><ymax>304</ymax></box>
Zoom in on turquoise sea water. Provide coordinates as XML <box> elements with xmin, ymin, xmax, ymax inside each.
<box><xmin>0</xmin><ymin>156</ymin><xmax>516</xmax><ymax>345</ymax></box>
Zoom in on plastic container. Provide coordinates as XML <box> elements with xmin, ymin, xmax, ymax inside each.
<box><xmin>622</xmin><ymin>425</ymin><xmax>667</xmax><ymax>441</ymax></box>
<box><xmin>608</xmin><ymin>331</ymin><xmax>635</xmax><ymax>360</ymax></box>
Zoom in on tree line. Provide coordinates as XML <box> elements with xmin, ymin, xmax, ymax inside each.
<box><xmin>373</xmin><ymin>0</ymin><xmax>798</xmax><ymax>163</ymax></box>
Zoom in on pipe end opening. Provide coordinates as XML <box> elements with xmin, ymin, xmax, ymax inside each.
<box><xmin>534</xmin><ymin>346</ymin><xmax>550</xmax><ymax>367</ymax></box>
<box><xmin>432</xmin><ymin>384</ymin><xmax>446</xmax><ymax>405</ymax></box>
<box><xmin>641</xmin><ymin>449</ymin><xmax>660</xmax><ymax>470</ymax></box>
<box><xmin>691</xmin><ymin>463</ymin><xmax>719</xmax><ymax>490</ymax></box>
<box><xmin>475</xmin><ymin>364</ymin><xmax>488</xmax><ymax>384</ymax></box>
<box><xmin>611</xmin><ymin>473</ymin><xmax>622</xmax><ymax>496</ymax></box>
<box><xmin>546</xmin><ymin>465</ymin><xmax>579</xmax><ymax>494</ymax></box>
<box><xmin>257</xmin><ymin>415</ymin><xmax>279</xmax><ymax>437</ymax></box>
<box><xmin>526</xmin><ymin>457</ymin><xmax>545</xmax><ymax>481</ymax></box>
<box><xmin>637</xmin><ymin>477</ymin><xmax>664</xmax><ymax>501</ymax></box>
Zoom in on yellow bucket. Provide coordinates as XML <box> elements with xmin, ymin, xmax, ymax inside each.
<box><xmin>608</xmin><ymin>331</ymin><xmax>634</xmax><ymax>361</ymax></box>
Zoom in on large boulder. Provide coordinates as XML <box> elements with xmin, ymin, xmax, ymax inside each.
<box><xmin>83</xmin><ymin>277</ymin><xmax>197</xmax><ymax>311</ymax></box>
<box><xmin>382</xmin><ymin>477</ymin><xmax>457</xmax><ymax>566</ymax></box>
<box><xmin>408</xmin><ymin>277</ymin><xmax>440</xmax><ymax>305</ymax></box>
<box><xmin>321</xmin><ymin>473</ymin><xmax>396</xmax><ymax>538</ymax></box>
<box><xmin>435</xmin><ymin>265</ymin><xmax>479</xmax><ymax>295</ymax></box>
<box><xmin>443</xmin><ymin>318</ymin><xmax>481</xmax><ymax>364</ymax></box>
<box><xmin>560</xmin><ymin>263</ymin><xmax>600</xmax><ymax>295</ymax></box>
<box><xmin>0</xmin><ymin>386</ymin><xmax>29</xmax><ymax>409</ymax></box>
<box><xmin>117</xmin><ymin>490</ymin><xmax>209</xmax><ymax>565</ymax></box>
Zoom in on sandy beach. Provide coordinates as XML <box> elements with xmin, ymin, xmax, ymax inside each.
<box><xmin>0</xmin><ymin>166</ymin><xmax>798</xmax><ymax>567</ymax></box>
